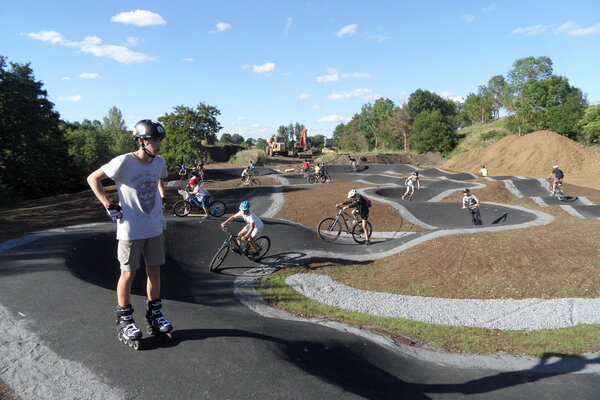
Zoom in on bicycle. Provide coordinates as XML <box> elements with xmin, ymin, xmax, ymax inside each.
<box><xmin>172</xmin><ymin>190</ymin><xmax>226</xmax><ymax>218</ymax></box>
<box><xmin>463</xmin><ymin>206</ymin><xmax>483</xmax><ymax>226</ymax></box>
<box><xmin>209</xmin><ymin>228</ymin><xmax>271</xmax><ymax>271</ymax></box>
<box><xmin>308</xmin><ymin>172</ymin><xmax>329</xmax><ymax>184</ymax></box>
<box><xmin>237</xmin><ymin>175</ymin><xmax>262</xmax><ymax>187</ymax></box>
<box><xmin>317</xmin><ymin>206</ymin><xmax>373</xmax><ymax>244</ymax></box>
<box><xmin>401</xmin><ymin>192</ymin><xmax>414</xmax><ymax>201</ymax></box>
<box><xmin>344</xmin><ymin>163</ymin><xmax>359</xmax><ymax>173</ymax></box>
<box><xmin>549</xmin><ymin>179</ymin><xmax>565</xmax><ymax>201</ymax></box>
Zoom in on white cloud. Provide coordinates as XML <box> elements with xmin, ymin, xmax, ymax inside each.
<box><xmin>312</xmin><ymin>104</ymin><xmax>321</xmax><ymax>110</ymax></box>
<box><xmin>367</xmin><ymin>34</ymin><xmax>391</xmax><ymax>43</ymax></box>
<box><xmin>25</xmin><ymin>30</ymin><xmax>65</xmax><ymax>44</ymax></box>
<box><xmin>299</xmin><ymin>93</ymin><xmax>312</xmax><ymax>100</ymax></box>
<box><xmin>482</xmin><ymin>4</ymin><xmax>496</xmax><ymax>12</ymax></box>
<box><xmin>441</xmin><ymin>91</ymin><xmax>465</xmax><ymax>103</ymax></box>
<box><xmin>461</xmin><ymin>15</ymin><xmax>475</xmax><ymax>23</ymax></box>
<box><xmin>511</xmin><ymin>24</ymin><xmax>553</xmax><ymax>36</ymax></box>
<box><xmin>182</xmin><ymin>57</ymin><xmax>194</xmax><ymax>62</ymax></box>
<box><xmin>111</xmin><ymin>10</ymin><xmax>166</xmax><ymax>27</ymax></box>
<box><xmin>58</xmin><ymin>95</ymin><xmax>82</xmax><ymax>102</ymax></box>
<box><xmin>60</xmin><ymin>76</ymin><xmax>72</xmax><ymax>81</ymax></box>
<box><xmin>556</xmin><ymin>20</ymin><xmax>577</xmax><ymax>34</ymax></box>
<box><xmin>79</xmin><ymin>72</ymin><xmax>100</xmax><ymax>79</ymax></box>
<box><xmin>238</xmin><ymin>116</ymin><xmax>247</xmax><ymax>121</ymax></box>
<box><xmin>284</xmin><ymin>17</ymin><xmax>293</xmax><ymax>34</ymax></box>
<box><xmin>215</xmin><ymin>22</ymin><xmax>231</xmax><ymax>32</ymax></box>
<box><xmin>316</xmin><ymin>68</ymin><xmax>375</xmax><ymax>83</ymax></box>
<box><xmin>318</xmin><ymin>115</ymin><xmax>350</xmax><ymax>123</ymax></box>
<box><xmin>328</xmin><ymin>88</ymin><xmax>373</xmax><ymax>100</ymax></box>
<box><xmin>25</xmin><ymin>30</ymin><xmax>153</xmax><ymax>64</ymax></box>
<box><xmin>248</xmin><ymin>62</ymin><xmax>276</xmax><ymax>75</ymax></box>
<box><xmin>568</xmin><ymin>23</ymin><xmax>600</xmax><ymax>36</ymax></box>
<box><xmin>126</xmin><ymin>37</ymin><xmax>140</xmax><ymax>46</ymax></box>
<box><xmin>336</xmin><ymin>24</ymin><xmax>358</xmax><ymax>38</ymax></box>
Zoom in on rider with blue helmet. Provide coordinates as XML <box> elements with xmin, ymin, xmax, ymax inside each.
<box><xmin>221</xmin><ymin>201</ymin><xmax>264</xmax><ymax>254</ymax></box>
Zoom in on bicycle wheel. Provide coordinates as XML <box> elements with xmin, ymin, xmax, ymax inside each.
<box><xmin>317</xmin><ymin>217</ymin><xmax>342</xmax><ymax>242</ymax></box>
<box><xmin>209</xmin><ymin>200</ymin><xmax>226</xmax><ymax>217</ymax></box>
<box><xmin>351</xmin><ymin>221</ymin><xmax>373</xmax><ymax>244</ymax></box>
<box><xmin>173</xmin><ymin>200</ymin><xmax>191</xmax><ymax>217</ymax></box>
<box><xmin>249</xmin><ymin>236</ymin><xmax>271</xmax><ymax>260</ymax></box>
<box><xmin>250</xmin><ymin>178</ymin><xmax>261</xmax><ymax>186</ymax></box>
<box><xmin>344</xmin><ymin>165</ymin><xmax>352</xmax><ymax>172</ymax></box>
<box><xmin>308</xmin><ymin>175</ymin><xmax>316</xmax><ymax>184</ymax></box>
<box><xmin>556</xmin><ymin>186</ymin><xmax>565</xmax><ymax>201</ymax></box>
<box><xmin>209</xmin><ymin>243</ymin><xmax>230</xmax><ymax>271</ymax></box>
<box><xmin>320</xmin><ymin>175</ymin><xmax>327</xmax><ymax>183</ymax></box>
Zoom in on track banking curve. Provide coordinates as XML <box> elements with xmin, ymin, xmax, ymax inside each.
<box><xmin>1</xmin><ymin>164</ymin><xmax>600</xmax><ymax>400</ymax></box>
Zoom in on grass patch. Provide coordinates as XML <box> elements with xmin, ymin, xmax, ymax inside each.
<box><xmin>259</xmin><ymin>268</ymin><xmax>600</xmax><ymax>356</ymax></box>
<box><xmin>229</xmin><ymin>149</ymin><xmax>266</xmax><ymax>166</ymax></box>
<box><xmin>450</xmin><ymin>118</ymin><xmax>513</xmax><ymax>157</ymax></box>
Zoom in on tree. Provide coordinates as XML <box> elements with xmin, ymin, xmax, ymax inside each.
<box><xmin>486</xmin><ymin>75</ymin><xmax>506</xmax><ymax>119</ymax></box>
<box><xmin>64</xmin><ymin>119</ymin><xmax>112</xmax><ymax>175</ymax></box>
<box><xmin>308</xmin><ymin>134</ymin><xmax>326</xmax><ymax>150</ymax></box>
<box><xmin>407</xmin><ymin>89</ymin><xmax>456</xmax><ymax>119</ymax></box>
<box><xmin>0</xmin><ymin>56</ymin><xmax>75</xmax><ymax>199</ymax></box>
<box><xmin>220</xmin><ymin>133</ymin><xmax>233</xmax><ymax>143</ymax></box>
<box><xmin>255</xmin><ymin>138</ymin><xmax>267</xmax><ymax>150</ymax></box>
<box><xmin>244</xmin><ymin>137</ymin><xmax>256</xmax><ymax>147</ymax></box>
<box><xmin>230</xmin><ymin>133</ymin><xmax>245</xmax><ymax>145</ymax></box>
<box><xmin>158</xmin><ymin>102</ymin><xmax>222</xmax><ymax>167</ymax></box>
<box><xmin>411</xmin><ymin>110</ymin><xmax>458</xmax><ymax>154</ymax></box>
<box><xmin>360</xmin><ymin>98</ymin><xmax>395</xmax><ymax>149</ymax></box>
<box><xmin>503</xmin><ymin>56</ymin><xmax>554</xmax><ymax>117</ymax></box>
<box><xmin>102</xmin><ymin>106</ymin><xmax>132</xmax><ymax>155</ymax></box>
<box><xmin>579</xmin><ymin>105</ymin><xmax>600</xmax><ymax>144</ymax></box>
<box><xmin>379</xmin><ymin>105</ymin><xmax>412</xmax><ymax>150</ymax></box>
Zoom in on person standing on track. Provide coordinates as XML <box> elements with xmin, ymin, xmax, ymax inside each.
<box><xmin>479</xmin><ymin>165</ymin><xmax>489</xmax><ymax>177</ymax></box>
<box><xmin>87</xmin><ymin>119</ymin><xmax>173</xmax><ymax>345</ymax></box>
<box><xmin>461</xmin><ymin>188</ymin><xmax>482</xmax><ymax>225</ymax></box>
<box><xmin>336</xmin><ymin>189</ymin><xmax>372</xmax><ymax>245</ymax></box>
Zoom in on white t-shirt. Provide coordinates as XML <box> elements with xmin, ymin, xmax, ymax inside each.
<box><xmin>234</xmin><ymin>210</ymin><xmax>264</xmax><ymax>230</ymax></box>
<box><xmin>192</xmin><ymin>185</ymin><xmax>208</xmax><ymax>200</ymax></box>
<box><xmin>102</xmin><ymin>153</ymin><xmax>168</xmax><ymax>240</ymax></box>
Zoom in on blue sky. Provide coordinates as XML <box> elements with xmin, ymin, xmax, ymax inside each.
<box><xmin>2</xmin><ymin>0</ymin><xmax>599</xmax><ymax>139</ymax></box>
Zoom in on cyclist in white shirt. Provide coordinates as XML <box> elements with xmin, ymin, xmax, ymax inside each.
<box><xmin>221</xmin><ymin>201</ymin><xmax>264</xmax><ymax>255</ymax></box>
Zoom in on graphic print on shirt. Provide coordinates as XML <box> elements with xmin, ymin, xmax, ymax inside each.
<box><xmin>137</xmin><ymin>178</ymin><xmax>157</xmax><ymax>214</ymax></box>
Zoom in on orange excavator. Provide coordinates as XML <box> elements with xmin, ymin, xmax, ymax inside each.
<box><xmin>292</xmin><ymin>126</ymin><xmax>316</xmax><ymax>158</ymax></box>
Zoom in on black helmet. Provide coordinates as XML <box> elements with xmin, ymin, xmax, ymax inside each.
<box><xmin>133</xmin><ymin>120</ymin><xmax>166</xmax><ymax>140</ymax></box>
<box><xmin>462</xmin><ymin>188</ymin><xmax>470</xmax><ymax>193</ymax></box>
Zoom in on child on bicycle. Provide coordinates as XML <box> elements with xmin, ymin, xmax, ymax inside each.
<box><xmin>336</xmin><ymin>189</ymin><xmax>372</xmax><ymax>245</ymax></box>
<box><xmin>461</xmin><ymin>188</ymin><xmax>481</xmax><ymax>225</ymax></box>
<box><xmin>240</xmin><ymin>166</ymin><xmax>251</xmax><ymax>184</ymax></box>
<box><xmin>221</xmin><ymin>201</ymin><xmax>264</xmax><ymax>255</ymax></box>
<box><xmin>347</xmin><ymin>154</ymin><xmax>357</xmax><ymax>170</ymax></box>
<box><xmin>548</xmin><ymin>165</ymin><xmax>564</xmax><ymax>195</ymax></box>
<box><xmin>188</xmin><ymin>177</ymin><xmax>212</xmax><ymax>219</ymax></box>
<box><xmin>402</xmin><ymin>172</ymin><xmax>420</xmax><ymax>200</ymax></box>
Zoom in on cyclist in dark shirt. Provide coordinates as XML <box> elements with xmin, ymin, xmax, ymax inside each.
<box><xmin>548</xmin><ymin>165</ymin><xmax>564</xmax><ymax>195</ymax></box>
<box><xmin>336</xmin><ymin>189</ymin><xmax>371</xmax><ymax>245</ymax></box>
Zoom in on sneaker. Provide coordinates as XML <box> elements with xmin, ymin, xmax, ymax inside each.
<box><xmin>365</xmin><ymin>239</ymin><xmax>371</xmax><ymax>246</ymax></box>
<box><xmin>232</xmin><ymin>247</ymin><xmax>242</xmax><ymax>254</ymax></box>
<box><xmin>203</xmin><ymin>215</ymin><xmax>212</xmax><ymax>220</ymax></box>
<box><xmin>401</xmin><ymin>195</ymin><xmax>406</xmax><ymax>200</ymax></box>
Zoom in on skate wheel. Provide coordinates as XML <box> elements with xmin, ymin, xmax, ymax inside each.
<box><xmin>132</xmin><ymin>340</ymin><xmax>140</xmax><ymax>350</ymax></box>
<box><xmin>117</xmin><ymin>331</ymin><xmax>124</xmax><ymax>343</ymax></box>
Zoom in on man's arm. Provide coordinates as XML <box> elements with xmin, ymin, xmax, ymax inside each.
<box><xmin>87</xmin><ymin>168</ymin><xmax>113</xmax><ymax>206</ymax></box>
<box><xmin>158</xmin><ymin>179</ymin><xmax>165</xmax><ymax>198</ymax></box>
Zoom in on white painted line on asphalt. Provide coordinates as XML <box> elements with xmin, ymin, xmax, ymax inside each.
<box><xmin>560</xmin><ymin>205</ymin><xmax>587</xmax><ymax>219</ymax></box>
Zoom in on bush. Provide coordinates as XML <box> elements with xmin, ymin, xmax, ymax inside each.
<box><xmin>229</xmin><ymin>149</ymin><xmax>266</xmax><ymax>166</ymax></box>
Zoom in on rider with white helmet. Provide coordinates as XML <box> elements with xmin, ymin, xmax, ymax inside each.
<box><xmin>548</xmin><ymin>165</ymin><xmax>564</xmax><ymax>195</ymax></box>
<box><xmin>336</xmin><ymin>189</ymin><xmax>372</xmax><ymax>245</ymax></box>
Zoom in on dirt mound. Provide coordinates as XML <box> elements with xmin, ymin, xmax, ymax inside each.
<box><xmin>444</xmin><ymin>131</ymin><xmax>600</xmax><ymax>189</ymax></box>
<box><xmin>330</xmin><ymin>152</ymin><xmax>444</xmax><ymax>168</ymax></box>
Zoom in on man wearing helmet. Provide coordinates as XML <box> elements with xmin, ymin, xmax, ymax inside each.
<box><xmin>336</xmin><ymin>189</ymin><xmax>372</xmax><ymax>245</ymax></box>
<box><xmin>548</xmin><ymin>165</ymin><xmax>564</xmax><ymax>195</ymax></box>
<box><xmin>402</xmin><ymin>171</ymin><xmax>420</xmax><ymax>200</ymax></box>
<box><xmin>87</xmin><ymin>119</ymin><xmax>173</xmax><ymax>345</ymax></box>
<box><xmin>221</xmin><ymin>201</ymin><xmax>264</xmax><ymax>255</ymax></box>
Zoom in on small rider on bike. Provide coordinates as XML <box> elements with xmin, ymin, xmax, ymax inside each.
<box><xmin>221</xmin><ymin>201</ymin><xmax>264</xmax><ymax>255</ymax></box>
<box><xmin>336</xmin><ymin>189</ymin><xmax>372</xmax><ymax>245</ymax></box>
<box><xmin>548</xmin><ymin>165</ymin><xmax>564</xmax><ymax>195</ymax></box>
<box><xmin>240</xmin><ymin>166</ymin><xmax>251</xmax><ymax>183</ymax></box>
<box><xmin>188</xmin><ymin>177</ymin><xmax>212</xmax><ymax>219</ymax></box>
<box><xmin>402</xmin><ymin>172</ymin><xmax>420</xmax><ymax>200</ymax></box>
<box><xmin>461</xmin><ymin>188</ymin><xmax>481</xmax><ymax>224</ymax></box>
<box><xmin>248</xmin><ymin>160</ymin><xmax>256</xmax><ymax>175</ymax></box>
<box><xmin>347</xmin><ymin>154</ymin><xmax>357</xmax><ymax>170</ymax></box>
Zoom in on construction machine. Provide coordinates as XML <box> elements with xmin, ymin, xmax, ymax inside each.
<box><xmin>292</xmin><ymin>127</ymin><xmax>318</xmax><ymax>158</ymax></box>
<box><xmin>266</xmin><ymin>136</ymin><xmax>289</xmax><ymax>156</ymax></box>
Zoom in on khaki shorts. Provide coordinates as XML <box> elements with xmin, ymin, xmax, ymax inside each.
<box><xmin>117</xmin><ymin>234</ymin><xmax>165</xmax><ymax>272</ymax></box>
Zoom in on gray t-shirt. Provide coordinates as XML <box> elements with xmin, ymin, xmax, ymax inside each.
<box><xmin>102</xmin><ymin>153</ymin><xmax>168</xmax><ymax>240</ymax></box>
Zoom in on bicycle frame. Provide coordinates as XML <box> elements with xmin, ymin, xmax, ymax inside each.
<box><xmin>332</xmin><ymin>207</ymin><xmax>359</xmax><ymax>234</ymax></box>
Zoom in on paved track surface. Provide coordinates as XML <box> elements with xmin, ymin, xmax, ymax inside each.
<box><xmin>1</xmin><ymin>164</ymin><xmax>599</xmax><ymax>399</ymax></box>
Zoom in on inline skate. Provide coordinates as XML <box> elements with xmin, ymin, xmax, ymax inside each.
<box><xmin>145</xmin><ymin>299</ymin><xmax>173</xmax><ymax>340</ymax></box>
<box><xmin>116</xmin><ymin>304</ymin><xmax>142</xmax><ymax>350</ymax></box>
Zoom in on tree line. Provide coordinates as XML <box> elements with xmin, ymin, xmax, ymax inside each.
<box><xmin>332</xmin><ymin>56</ymin><xmax>600</xmax><ymax>154</ymax></box>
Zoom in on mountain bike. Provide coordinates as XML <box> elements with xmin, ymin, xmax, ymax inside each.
<box><xmin>317</xmin><ymin>206</ymin><xmax>372</xmax><ymax>244</ymax></box>
<box><xmin>308</xmin><ymin>172</ymin><xmax>329</xmax><ymax>184</ymax></box>
<box><xmin>172</xmin><ymin>190</ymin><xmax>226</xmax><ymax>217</ymax></box>
<box><xmin>237</xmin><ymin>175</ymin><xmax>261</xmax><ymax>187</ymax></box>
<box><xmin>209</xmin><ymin>228</ymin><xmax>271</xmax><ymax>271</ymax></box>
<box><xmin>463</xmin><ymin>206</ymin><xmax>482</xmax><ymax>226</ymax></box>
<box><xmin>549</xmin><ymin>179</ymin><xmax>565</xmax><ymax>201</ymax></box>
